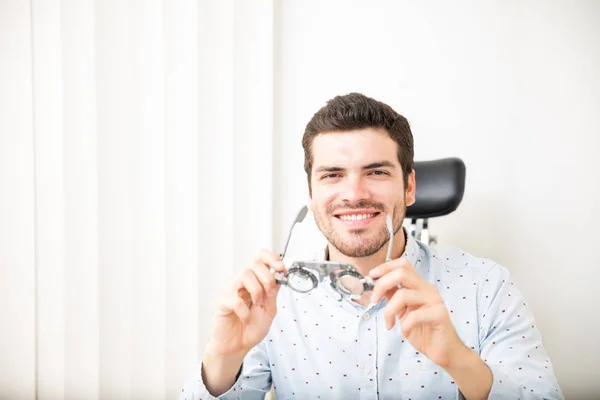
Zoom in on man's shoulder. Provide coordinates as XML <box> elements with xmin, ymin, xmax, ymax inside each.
<box><xmin>417</xmin><ymin>239</ymin><xmax>511</xmax><ymax>282</ymax></box>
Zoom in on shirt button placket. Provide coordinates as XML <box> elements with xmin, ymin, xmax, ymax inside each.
<box><xmin>358</xmin><ymin>310</ymin><xmax>377</xmax><ymax>399</ymax></box>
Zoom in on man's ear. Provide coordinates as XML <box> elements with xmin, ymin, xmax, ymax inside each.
<box><xmin>405</xmin><ymin>170</ymin><xmax>416</xmax><ymax>207</ymax></box>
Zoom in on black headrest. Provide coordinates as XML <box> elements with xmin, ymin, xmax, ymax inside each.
<box><xmin>406</xmin><ymin>157</ymin><xmax>466</xmax><ymax>219</ymax></box>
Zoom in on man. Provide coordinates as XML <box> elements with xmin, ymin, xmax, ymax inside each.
<box><xmin>181</xmin><ymin>93</ymin><xmax>563</xmax><ymax>399</ymax></box>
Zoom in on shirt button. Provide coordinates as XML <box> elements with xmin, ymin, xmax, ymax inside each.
<box><xmin>363</xmin><ymin>366</ymin><xmax>372</xmax><ymax>374</ymax></box>
<box><xmin>363</xmin><ymin>312</ymin><xmax>371</xmax><ymax>320</ymax></box>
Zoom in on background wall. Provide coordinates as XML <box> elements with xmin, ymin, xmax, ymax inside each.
<box><xmin>274</xmin><ymin>1</ymin><xmax>600</xmax><ymax>399</ymax></box>
<box><xmin>1</xmin><ymin>0</ymin><xmax>598</xmax><ymax>399</ymax></box>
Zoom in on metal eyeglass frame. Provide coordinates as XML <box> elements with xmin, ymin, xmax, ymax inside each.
<box><xmin>275</xmin><ymin>213</ymin><xmax>395</xmax><ymax>300</ymax></box>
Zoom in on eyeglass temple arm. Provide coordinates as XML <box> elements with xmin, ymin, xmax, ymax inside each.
<box><xmin>385</xmin><ymin>214</ymin><xmax>394</xmax><ymax>262</ymax></box>
<box><xmin>280</xmin><ymin>206</ymin><xmax>309</xmax><ymax>259</ymax></box>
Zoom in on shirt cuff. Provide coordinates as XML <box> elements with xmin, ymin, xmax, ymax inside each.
<box><xmin>456</xmin><ymin>364</ymin><xmax>519</xmax><ymax>400</ymax></box>
<box><xmin>179</xmin><ymin>362</ymin><xmax>244</xmax><ymax>400</ymax></box>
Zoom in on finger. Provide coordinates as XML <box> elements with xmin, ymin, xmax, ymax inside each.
<box><xmin>251</xmin><ymin>260</ymin><xmax>280</xmax><ymax>298</ymax></box>
<box><xmin>383</xmin><ymin>289</ymin><xmax>426</xmax><ymax>328</ymax></box>
<box><xmin>239</xmin><ymin>269</ymin><xmax>266</xmax><ymax>306</ymax></box>
<box><xmin>400</xmin><ymin>305</ymin><xmax>444</xmax><ymax>336</ymax></box>
<box><xmin>381</xmin><ymin>287</ymin><xmax>397</xmax><ymax>302</ymax></box>
<box><xmin>257</xmin><ymin>249</ymin><xmax>287</xmax><ymax>273</ymax></box>
<box><xmin>369</xmin><ymin>257</ymin><xmax>414</xmax><ymax>278</ymax></box>
<box><xmin>218</xmin><ymin>293</ymin><xmax>251</xmax><ymax>324</ymax></box>
<box><xmin>370</xmin><ymin>267</ymin><xmax>423</xmax><ymax>304</ymax></box>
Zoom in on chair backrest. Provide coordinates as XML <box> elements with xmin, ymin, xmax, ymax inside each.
<box><xmin>407</xmin><ymin>157</ymin><xmax>466</xmax><ymax>219</ymax></box>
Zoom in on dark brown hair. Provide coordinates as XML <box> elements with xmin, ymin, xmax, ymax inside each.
<box><xmin>302</xmin><ymin>92</ymin><xmax>414</xmax><ymax>195</ymax></box>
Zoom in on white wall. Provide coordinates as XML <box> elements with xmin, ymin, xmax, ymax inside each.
<box><xmin>275</xmin><ymin>1</ymin><xmax>600</xmax><ymax>398</ymax></box>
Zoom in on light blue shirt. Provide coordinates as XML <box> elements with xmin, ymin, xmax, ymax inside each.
<box><xmin>181</xmin><ymin>232</ymin><xmax>563</xmax><ymax>399</ymax></box>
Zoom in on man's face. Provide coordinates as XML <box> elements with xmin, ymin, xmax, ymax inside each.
<box><xmin>309</xmin><ymin>128</ymin><xmax>415</xmax><ymax>258</ymax></box>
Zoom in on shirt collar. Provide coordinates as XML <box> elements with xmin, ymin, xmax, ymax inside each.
<box><xmin>315</xmin><ymin>226</ymin><xmax>420</xmax><ymax>267</ymax></box>
<box><xmin>402</xmin><ymin>228</ymin><xmax>420</xmax><ymax>267</ymax></box>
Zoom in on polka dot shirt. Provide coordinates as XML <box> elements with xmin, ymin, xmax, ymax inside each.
<box><xmin>181</xmin><ymin>233</ymin><xmax>563</xmax><ymax>399</ymax></box>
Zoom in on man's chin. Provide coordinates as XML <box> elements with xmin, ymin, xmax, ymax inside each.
<box><xmin>336</xmin><ymin>246</ymin><xmax>379</xmax><ymax>259</ymax></box>
<box><xmin>331</xmin><ymin>238</ymin><xmax>382</xmax><ymax>258</ymax></box>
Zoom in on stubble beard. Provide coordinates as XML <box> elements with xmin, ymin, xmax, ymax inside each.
<box><xmin>313</xmin><ymin>201</ymin><xmax>406</xmax><ymax>258</ymax></box>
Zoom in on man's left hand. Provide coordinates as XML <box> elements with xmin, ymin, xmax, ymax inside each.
<box><xmin>369</xmin><ymin>258</ymin><xmax>467</xmax><ymax>369</ymax></box>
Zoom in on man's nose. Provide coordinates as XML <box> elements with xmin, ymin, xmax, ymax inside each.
<box><xmin>340</xmin><ymin>176</ymin><xmax>369</xmax><ymax>203</ymax></box>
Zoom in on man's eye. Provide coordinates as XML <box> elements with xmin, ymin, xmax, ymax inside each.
<box><xmin>370</xmin><ymin>170</ymin><xmax>388</xmax><ymax>176</ymax></box>
<box><xmin>322</xmin><ymin>173</ymin><xmax>341</xmax><ymax>179</ymax></box>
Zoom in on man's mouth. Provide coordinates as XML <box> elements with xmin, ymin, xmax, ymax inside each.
<box><xmin>333</xmin><ymin>210</ymin><xmax>382</xmax><ymax>226</ymax></box>
<box><xmin>336</xmin><ymin>212</ymin><xmax>379</xmax><ymax>221</ymax></box>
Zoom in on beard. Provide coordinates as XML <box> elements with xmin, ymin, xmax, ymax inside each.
<box><xmin>313</xmin><ymin>199</ymin><xmax>406</xmax><ymax>258</ymax></box>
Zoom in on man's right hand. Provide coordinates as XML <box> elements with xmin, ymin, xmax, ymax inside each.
<box><xmin>202</xmin><ymin>250</ymin><xmax>286</xmax><ymax>396</ymax></box>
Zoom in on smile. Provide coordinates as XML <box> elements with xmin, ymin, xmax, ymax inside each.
<box><xmin>337</xmin><ymin>213</ymin><xmax>378</xmax><ymax>221</ymax></box>
<box><xmin>333</xmin><ymin>210</ymin><xmax>382</xmax><ymax>227</ymax></box>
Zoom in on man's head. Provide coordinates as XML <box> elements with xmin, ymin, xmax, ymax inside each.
<box><xmin>302</xmin><ymin>93</ymin><xmax>416</xmax><ymax>258</ymax></box>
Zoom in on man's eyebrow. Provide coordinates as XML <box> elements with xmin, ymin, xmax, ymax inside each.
<box><xmin>314</xmin><ymin>166</ymin><xmax>344</xmax><ymax>173</ymax></box>
<box><xmin>363</xmin><ymin>161</ymin><xmax>396</xmax><ymax>169</ymax></box>
<box><xmin>314</xmin><ymin>161</ymin><xmax>396</xmax><ymax>173</ymax></box>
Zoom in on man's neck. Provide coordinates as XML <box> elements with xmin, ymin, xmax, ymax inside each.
<box><xmin>327</xmin><ymin>227</ymin><xmax>408</xmax><ymax>278</ymax></box>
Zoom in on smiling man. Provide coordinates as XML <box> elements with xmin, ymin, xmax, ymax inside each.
<box><xmin>180</xmin><ymin>93</ymin><xmax>563</xmax><ymax>399</ymax></box>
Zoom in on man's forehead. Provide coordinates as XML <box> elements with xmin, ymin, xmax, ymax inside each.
<box><xmin>311</xmin><ymin>130</ymin><xmax>398</xmax><ymax>168</ymax></box>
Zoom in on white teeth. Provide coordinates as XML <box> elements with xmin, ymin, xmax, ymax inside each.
<box><xmin>339</xmin><ymin>213</ymin><xmax>376</xmax><ymax>221</ymax></box>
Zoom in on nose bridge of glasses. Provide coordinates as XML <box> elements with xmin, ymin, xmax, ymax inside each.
<box><xmin>290</xmin><ymin>261</ymin><xmax>353</xmax><ymax>279</ymax></box>
<box><xmin>288</xmin><ymin>261</ymin><xmax>325</xmax><ymax>280</ymax></box>
<box><xmin>280</xmin><ymin>260</ymin><xmax>373</xmax><ymax>297</ymax></box>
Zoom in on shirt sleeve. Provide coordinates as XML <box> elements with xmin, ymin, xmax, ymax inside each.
<box><xmin>179</xmin><ymin>340</ymin><xmax>272</xmax><ymax>400</ymax></box>
<box><xmin>477</xmin><ymin>264</ymin><xmax>564</xmax><ymax>399</ymax></box>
